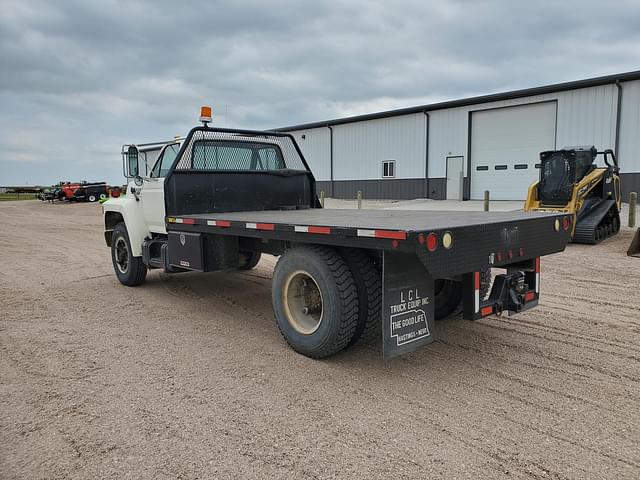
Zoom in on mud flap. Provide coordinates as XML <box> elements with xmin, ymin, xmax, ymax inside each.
<box><xmin>382</xmin><ymin>251</ymin><xmax>435</xmax><ymax>358</ymax></box>
<box><xmin>628</xmin><ymin>228</ymin><xmax>640</xmax><ymax>257</ymax></box>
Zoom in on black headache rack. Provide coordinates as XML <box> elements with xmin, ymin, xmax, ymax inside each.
<box><xmin>163</xmin><ymin>126</ymin><xmax>320</xmax><ymax>217</ymax></box>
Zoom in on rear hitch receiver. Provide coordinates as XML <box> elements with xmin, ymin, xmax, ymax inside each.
<box><xmin>462</xmin><ymin>259</ymin><xmax>540</xmax><ymax>320</ymax></box>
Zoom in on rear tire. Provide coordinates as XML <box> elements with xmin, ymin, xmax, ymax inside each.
<box><xmin>111</xmin><ymin>223</ymin><xmax>147</xmax><ymax>286</ymax></box>
<box><xmin>238</xmin><ymin>251</ymin><xmax>261</xmax><ymax>270</ymax></box>
<box><xmin>338</xmin><ymin>248</ymin><xmax>382</xmax><ymax>347</ymax></box>
<box><xmin>272</xmin><ymin>245</ymin><xmax>359</xmax><ymax>358</ymax></box>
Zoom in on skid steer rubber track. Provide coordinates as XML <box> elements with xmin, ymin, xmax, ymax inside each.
<box><xmin>573</xmin><ymin>201</ymin><xmax>620</xmax><ymax>244</ymax></box>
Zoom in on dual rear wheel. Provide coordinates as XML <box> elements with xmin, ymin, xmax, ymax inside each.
<box><xmin>273</xmin><ymin>245</ymin><xmax>483</xmax><ymax>358</ymax></box>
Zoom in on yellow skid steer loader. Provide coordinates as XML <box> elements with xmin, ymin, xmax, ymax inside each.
<box><xmin>525</xmin><ymin>146</ymin><xmax>621</xmax><ymax>244</ymax></box>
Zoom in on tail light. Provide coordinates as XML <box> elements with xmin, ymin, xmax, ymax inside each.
<box><xmin>426</xmin><ymin>233</ymin><xmax>438</xmax><ymax>252</ymax></box>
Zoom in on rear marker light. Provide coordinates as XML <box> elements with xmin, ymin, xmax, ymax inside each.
<box><xmin>562</xmin><ymin>217</ymin><xmax>570</xmax><ymax>231</ymax></box>
<box><xmin>508</xmin><ymin>250</ymin><xmax>513</xmax><ymax>260</ymax></box>
<box><xmin>519</xmin><ymin>247</ymin><xmax>525</xmax><ymax>257</ymax></box>
<box><xmin>442</xmin><ymin>231</ymin><xmax>454</xmax><ymax>249</ymax></box>
<box><xmin>481</xmin><ymin>306</ymin><xmax>493</xmax><ymax>317</ymax></box>
<box><xmin>426</xmin><ymin>233</ymin><xmax>438</xmax><ymax>252</ymax></box>
<box><xmin>418</xmin><ymin>233</ymin><xmax>425</xmax><ymax>245</ymax></box>
<box><xmin>525</xmin><ymin>291</ymin><xmax>536</xmax><ymax>302</ymax></box>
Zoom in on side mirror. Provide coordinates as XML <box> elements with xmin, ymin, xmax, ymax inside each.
<box><xmin>127</xmin><ymin>146</ymin><xmax>139</xmax><ymax>177</ymax></box>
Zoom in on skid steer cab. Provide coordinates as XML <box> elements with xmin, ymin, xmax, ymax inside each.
<box><xmin>102</xmin><ymin>106</ymin><xmax>571</xmax><ymax>359</ymax></box>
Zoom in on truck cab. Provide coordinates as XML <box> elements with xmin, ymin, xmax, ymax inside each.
<box><xmin>103</xmin><ymin>139</ymin><xmax>182</xmax><ymax>256</ymax></box>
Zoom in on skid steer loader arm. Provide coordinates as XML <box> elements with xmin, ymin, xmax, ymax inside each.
<box><xmin>628</xmin><ymin>228</ymin><xmax>640</xmax><ymax>257</ymax></box>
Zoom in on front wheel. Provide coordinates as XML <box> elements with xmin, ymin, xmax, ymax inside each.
<box><xmin>272</xmin><ymin>246</ymin><xmax>359</xmax><ymax>358</ymax></box>
<box><xmin>88</xmin><ymin>194</ymin><xmax>97</xmax><ymax>202</ymax></box>
<box><xmin>111</xmin><ymin>223</ymin><xmax>147</xmax><ymax>286</ymax></box>
<box><xmin>238</xmin><ymin>251</ymin><xmax>261</xmax><ymax>270</ymax></box>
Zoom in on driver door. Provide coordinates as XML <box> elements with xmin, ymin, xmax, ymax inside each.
<box><xmin>140</xmin><ymin>143</ymin><xmax>179</xmax><ymax>234</ymax></box>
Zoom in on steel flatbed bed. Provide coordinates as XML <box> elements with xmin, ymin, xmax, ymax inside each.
<box><xmin>170</xmin><ymin>208</ymin><xmax>556</xmax><ymax>231</ymax></box>
<box><xmin>166</xmin><ymin>208</ymin><xmax>569</xmax><ymax>278</ymax></box>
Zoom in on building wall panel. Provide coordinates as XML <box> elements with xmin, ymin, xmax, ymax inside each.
<box><xmin>288</xmin><ymin>127</ymin><xmax>331</xmax><ymax>181</ymax></box>
<box><xmin>618</xmin><ymin>80</ymin><xmax>640</xmax><ymax>173</ymax></box>
<box><xmin>332</xmin><ymin>113</ymin><xmax>427</xmax><ymax>180</ymax></box>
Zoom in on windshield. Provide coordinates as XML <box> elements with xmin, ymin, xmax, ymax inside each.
<box><xmin>538</xmin><ymin>152</ymin><xmax>576</xmax><ymax>204</ymax></box>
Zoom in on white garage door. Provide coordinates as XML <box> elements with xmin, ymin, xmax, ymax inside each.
<box><xmin>470</xmin><ymin>102</ymin><xmax>556</xmax><ymax>200</ymax></box>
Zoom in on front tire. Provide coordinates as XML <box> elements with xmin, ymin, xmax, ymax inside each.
<box><xmin>238</xmin><ymin>251</ymin><xmax>261</xmax><ymax>270</ymax></box>
<box><xmin>272</xmin><ymin>246</ymin><xmax>359</xmax><ymax>358</ymax></box>
<box><xmin>88</xmin><ymin>194</ymin><xmax>97</xmax><ymax>202</ymax></box>
<box><xmin>111</xmin><ymin>223</ymin><xmax>147</xmax><ymax>286</ymax></box>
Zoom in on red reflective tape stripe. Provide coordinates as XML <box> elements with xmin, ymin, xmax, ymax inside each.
<box><xmin>181</xmin><ymin>218</ymin><xmax>196</xmax><ymax>225</ymax></box>
<box><xmin>474</xmin><ymin>272</ymin><xmax>480</xmax><ymax>290</ymax></box>
<box><xmin>535</xmin><ymin>257</ymin><xmax>541</xmax><ymax>273</ymax></box>
<box><xmin>481</xmin><ymin>306</ymin><xmax>493</xmax><ymax>317</ymax></box>
<box><xmin>216</xmin><ymin>220</ymin><xmax>231</xmax><ymax>227</ymax></box>
<box><xmin>256</xmin><ymin>223</ymin><xmax>275</xmax><ymax>231</ymax></box>
<box><xmin>525</xmin><ymin>291</ymin><xmax>536</xmax><ymax>302</ymax></box>
<box><xmin>308</xmin><ymin>226</ymin><xmax>331</xmax><ymax>234</ymax></box>
<box><xmin>374</xmin><ymin>230</ymin><xmax>407</xmax><ymax>240</ymax></box>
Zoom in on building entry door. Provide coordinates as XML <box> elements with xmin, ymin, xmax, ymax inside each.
<box><xmin>446</xmin><ymin>156</ymin><xmax>464</xmax><ymax>200</ymax></box>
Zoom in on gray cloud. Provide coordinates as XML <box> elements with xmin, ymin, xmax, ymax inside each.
<box><xmin>1</xmin><ymin>0</ymin><xmax>639</xmax><ymax>185</ymax></box>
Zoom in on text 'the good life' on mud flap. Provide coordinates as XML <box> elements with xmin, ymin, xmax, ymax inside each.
<box><xmin>382</xmin><ymin>251</ymin><xmax>435</xmax><ymax>358</ymax></box>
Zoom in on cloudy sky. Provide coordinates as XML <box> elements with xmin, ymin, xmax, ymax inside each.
<box><xmin>1</xmin><ymin>0</ymin><xmax>639</xmax><ymax>185</ymax></box>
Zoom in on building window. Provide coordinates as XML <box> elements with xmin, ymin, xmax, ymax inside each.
<box><xmin>382</xmin><ymin>160</ymin><xmax>395</xmax><ymax>178</ymax></box>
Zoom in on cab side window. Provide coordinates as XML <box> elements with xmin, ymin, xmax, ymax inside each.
<box><xmin>151</xmin><ymin>144</ymin><xmax>179</xmax><ymax>178</ymax></box>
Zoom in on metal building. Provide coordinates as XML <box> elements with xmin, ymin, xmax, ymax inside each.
<box><xmin>275</xmin><ymin>71</ymin><xmax>640</xmax><ymax>201</ymax></box>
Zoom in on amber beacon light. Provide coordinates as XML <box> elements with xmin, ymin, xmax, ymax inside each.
<box><xmin>200</xmin><ymin>106</ymin><xmax>212</xmax><ymax>125</ymax></box>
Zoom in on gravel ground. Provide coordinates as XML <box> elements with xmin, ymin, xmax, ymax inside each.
<box><xmin>1</xmin><ymin>200</ymin><xmax>639</xmax><ymax>479</ymax></box>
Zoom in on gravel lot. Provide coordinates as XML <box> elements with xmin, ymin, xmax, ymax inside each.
<box><xmin>1</xmin><ymin>200</ymin><xmax>639</xmax><ymax>479</ymax></box>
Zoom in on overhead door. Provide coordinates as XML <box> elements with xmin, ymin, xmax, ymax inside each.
<box><xmin>470</xmin><ymin>102</ymin><xmax>556</xmax><ymax>200</ymax></box>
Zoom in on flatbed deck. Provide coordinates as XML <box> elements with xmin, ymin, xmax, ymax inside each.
<box><xmin>167</xmin><ymin>208</ymin><xmax>570</xmax><ymax>279</ymax></box>
<box><xmin>172</xmin><ymin>208</ymin><xmax>560</xmax><ymax>232</ymax></box>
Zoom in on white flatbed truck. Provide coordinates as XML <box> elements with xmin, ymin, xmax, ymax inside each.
<box><xmin>103</xmin><ymin>109</ymin><xmax>572</xmax><ymax>358</ymax></box>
